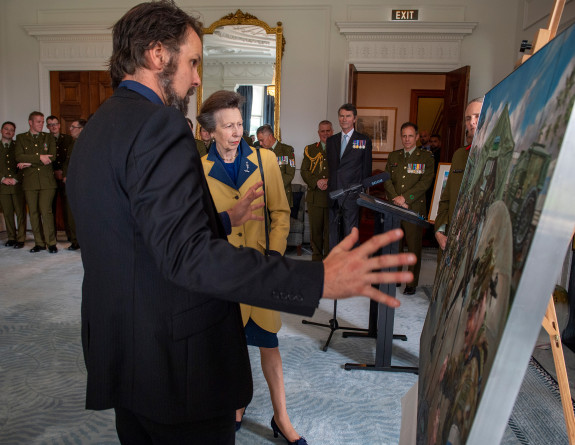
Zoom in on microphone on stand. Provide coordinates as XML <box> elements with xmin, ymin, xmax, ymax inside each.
<box><xmin>329</xmin><ymin>171</ymin><xmax>389</xmax><ymax>200</ymax></box>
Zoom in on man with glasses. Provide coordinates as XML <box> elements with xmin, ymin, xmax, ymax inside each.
<box><xmin>62</xmin><ymin>119</ymin><xmax>86</xmax><ymax>250</ymax></box>
<box><xmin>46</xmin><ymin>115</ymin><xmax>74</xmax><ymax>243</ymax></box>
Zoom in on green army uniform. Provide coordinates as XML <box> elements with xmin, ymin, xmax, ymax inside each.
<box><xmin>195</xmin><ymin>139</ymin><xmax>210</xmax><ymax>158</ymax></box>
<box><xmin>384</xmin><ymin>147</ymin><xmax>435</xmax><ymax>287</ymax></box>
<box><xmin>62</xmin><ymin>140</ymin><xmax>78</xmax><ymax>247</ymax></box>
<box><xmin>435</xmin><ymin>146</ymin><xmax>470</xmax><ymax>234</ymax></box>
<box><xmin>0</xmin><ymin>140</ymin><xmax>27</xmax><ymax>244</ymax></box>
<box><xmin>52</xmin><ymin>133</ymin><xmax>74</xmax><ymax>240</ymax></box>
<box><xmin>15</xmin><ymin>131</ymin><xmax>58</xmax><ymax>248</ymax></box>
<box><xmin>271</xmin><ymin>141</ymin><xmax>295</xmax><ymax>207</ymax></box>
<box><xmin>300</xmin><ymin>141</ymin><xmax>329</xmax><ymax>261</ymax></box>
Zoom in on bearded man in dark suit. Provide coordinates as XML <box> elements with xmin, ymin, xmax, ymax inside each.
<box><xmin>326</xmin><ymin>103</ymin><xmax>373</xmax><ymax>248</ymax></box>
<box><xmin>67</xmin><ymin>2</ymin><xmax>415</xmax><ymax>443</ymax></box>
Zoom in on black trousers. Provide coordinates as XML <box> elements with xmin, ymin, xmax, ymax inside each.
<box><xmin>329</xmin><ymin>199</ymin><xmax>360</xmax><ymax>249</ymax></box>
<box><xmin>114</xmin><ymin>407</ymin><xmax>236</xmax><ymax>445</ymax></box>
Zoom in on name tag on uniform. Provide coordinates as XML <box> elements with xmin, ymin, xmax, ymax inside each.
<box><xmin>352</xmin><ymin>140</ymin><xmax>366</xmax><ymax>149</ymax></box>
<box><xmin>407</xmin><ymin>163</ymin><xmax>425</xmax><ymax>174</ymax></box>
<box><xmin>277</xmin><ymin>156</ymin><xmax>289</xmax><ymax>165</ymax></box>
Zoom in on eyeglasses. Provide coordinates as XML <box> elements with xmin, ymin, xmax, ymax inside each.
<box><xmin>70</xmin><ymin>126</ymin><xmax>82</xmax><ymax>129</ymax></box>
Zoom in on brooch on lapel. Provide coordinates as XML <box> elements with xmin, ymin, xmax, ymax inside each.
<box><xmin>244</xmin><ymin>162</ymin><xmax>250</xmax><ymax>173</ymax></box>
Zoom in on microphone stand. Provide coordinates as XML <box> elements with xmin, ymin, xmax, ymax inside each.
<box><xmin>301</xmin><ymin>188</ymin><xmax>369</xmax><ymax>351</ymax></box>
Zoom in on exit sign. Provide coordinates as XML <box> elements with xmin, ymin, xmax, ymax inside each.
<box><xmin>392</xmin><ymin>10</ymin><xmax>419</xmax><ymax>21</ymax></box>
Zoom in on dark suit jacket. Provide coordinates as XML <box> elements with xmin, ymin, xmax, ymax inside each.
<box><xmin>67</xmin><ymin>87</ymin><xmax>323</xmax><ymax>424</ymax></box>
<box><xmin>326</xmin><ymin>130</ymin><xmax>372</xmax><ymax>203</ymax></box>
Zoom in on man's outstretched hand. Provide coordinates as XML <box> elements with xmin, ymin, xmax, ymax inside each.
<box><xmin>322</xmin><ymin>228</ymin><xmax>416</xmax><ymax>308</ymax></box>
<box><xmin>227</xmin><ymin>181</ymin><xmax>265</xmax><ymax>227</ymax></box>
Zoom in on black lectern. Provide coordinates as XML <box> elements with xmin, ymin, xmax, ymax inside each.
<box><xmin>344</xmin><ymin>193</ymin><xmax>431</xmax><ymax>374</ymax></box>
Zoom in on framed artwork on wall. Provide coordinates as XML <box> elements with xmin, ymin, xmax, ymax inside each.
<box><xmin>428</xmin><ymin>162</ymin><xmax>451</xmax><ymax>222</ymax></box>
<box><xmin>356</xmin><ymin>107</ymin><xmax>397</xmax><ymax>159</ymax></box>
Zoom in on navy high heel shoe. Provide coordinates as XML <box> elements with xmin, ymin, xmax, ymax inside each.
<box><xmin>271</xmin><ymin>416</ymin><xmax>308</xmax><ymax>444</ymax></box>
<box><xmin>235</xmin><ymin>406</ymin><xmax>247</xmax><ymax>432</ymax></box>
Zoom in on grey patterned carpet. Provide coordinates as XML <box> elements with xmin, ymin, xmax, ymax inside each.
<box><xmin>0</xmin><ymin>240</ymin><xmax>570</xmax><ymax>444</ymax></box>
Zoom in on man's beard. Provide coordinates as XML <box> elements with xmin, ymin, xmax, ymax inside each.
<box><xmin>157</xmin><ymin>57</ymin><xmax>196</xmax><ymax>114</ymax></box>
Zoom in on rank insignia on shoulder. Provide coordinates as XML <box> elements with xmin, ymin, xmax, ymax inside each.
<box><xmin>452</xmin><ymin>169</ymin><xmax>464</xmax><ymax>173</ymax></box>
<box><xmin>390</xmin><ymin>163</ymin><xmax>398</xmax><ymax>168</ymax></box>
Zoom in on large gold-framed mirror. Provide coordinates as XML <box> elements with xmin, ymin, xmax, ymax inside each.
<box><xmin>198</xmin><ymin>10</ymin><xmax>285</xmax><ymax>140</ymax></box>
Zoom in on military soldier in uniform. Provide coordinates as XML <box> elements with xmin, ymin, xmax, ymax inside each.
<box><xmin>46</xmin><ymin>115</ymin><xmax>74</xmax><ymax>242</ymax></box>
<box><xmin>15</xmin><ymin>111</ymin><xmax>58</xmax><ymax>253</ymax></box>
<box><xmin>62</xmin><ymin>119</ymin><xmax>87</xmax><ymax>251</ymax></box>
<box><xmin>257</xmin><ymin>124</ymin><xmax>295</xmax><ymax>207</ymax></box>
<box><xmin>435</xmin><ymin>98</ymin><xmax>484</xmax><ymax>253</ymax></box>
<box><xmin>301</xmin><ymin>120</ymin><xmax>333</xmax><ymax>261</ymax></box>
<box><xmin>0</xmin><ymin>121</ymin><xmax>27</xmax><ymax>248</ymax></box>
<box><xmin>384</xmin><ymin>122</ymin><xmax>435</xmax><ymax>294</ymax></box>
<box><xmin>195</xmin><ymin>126</ymin><xmax>211</xmax><ymax>157</ymax></box>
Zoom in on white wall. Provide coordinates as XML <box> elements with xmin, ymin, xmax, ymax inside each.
<box><xmin>1</xmin><ymin>0</ymin><xmax>556</xmax><ymax>181</ymax></box>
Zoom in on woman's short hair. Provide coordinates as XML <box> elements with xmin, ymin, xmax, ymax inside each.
<box><xmin>109</xmin><ymin>0</ymin><xmax>203</xmax><ymax>88</ymax></box>
<box><xmin>197</xmin><ymin>90</ymin><xmax>245</xmax><ymax>133</ymax></box>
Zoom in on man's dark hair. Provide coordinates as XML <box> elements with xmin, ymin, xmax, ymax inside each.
<box><xmin>338</xmin><ymin>103</ymin><xmax>357</xmax><ymax>117</ymax></box>
<box><xmin>46</xmin><ymin>115</ymin><xmax>59</xmax><ymax>122</ymax></box>
<box><xmin>76</xmin><ymin>119</ymin><xmax>88</xmax><ymax>128</ymax></box>
<box><xmin>430</xmin><ymin>133</ymin><xmax>441</xmax><ymax>140</ymax></box>
<box><xmin>256</xmin><ymin>124</ymin><xmax>274</xmax><ymax>136</ymax></box>
<box><xmin>197</xmin><ymin>90</ymin><xmax>245</xmax><ymax>133</ymax></box>
<box><xmin>400</xmin><ymin>121</ymin><xmax>418</xmax><ymax>133</ymax></box>
<box><xmin>109</xmin><ymin>0</ymin><xmax>203</xmax><ymax>89</ymax></box>
<box><xmin>28</xmin><ymin>111</ymin><xmax>44</xmax><ymax>121</ymax></box>
<box><xmin>1</xmin><ymin>121</ymin><xmax>16</xmax><ymax>130</ymax></box>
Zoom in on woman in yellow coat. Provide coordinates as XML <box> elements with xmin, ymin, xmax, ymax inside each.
<box><xmin>198</xmin><ymin>90</ymin><xmax>307</xmax><ymax>445</ymax></box>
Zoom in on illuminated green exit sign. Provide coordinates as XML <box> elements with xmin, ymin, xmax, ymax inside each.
<box><xmin>391</xmin><ymin>10</ymin><xmax>419</xmax><ymax>21</ymax></box>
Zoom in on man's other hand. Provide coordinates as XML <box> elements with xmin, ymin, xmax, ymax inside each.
<box><xmin>322</xmin><ymin>228</ymin><xmax>416</xmax><ymax>308</ymax></box>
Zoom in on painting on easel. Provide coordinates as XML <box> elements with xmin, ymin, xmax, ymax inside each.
<box><xmin>417</xmin><ymin>23</ymin><xmax>575</xmax><ymax>445</ymax></box>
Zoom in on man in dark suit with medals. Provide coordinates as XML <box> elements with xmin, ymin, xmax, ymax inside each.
<box><xmin>301</xmin><ymin>120</ymin><xmax>333</xmax><ymax>261</ymax></box>
<box><xmin>15</xmin><ymin>111</ymin><xmax>58</xmax><ymax>253</ymax></box>
<box><xmin>326</xmin><ymin>103</ymin><xmax>372</xmax><ymax>248</ymax></box>
<box><xmin>66</xmin><ymin>2</ymin><xmax>416</xmax><ymax>443</ymax></box>
<box><xmin>384</xmin><ymin>122</ymin><xmax>435</xmax><ymax>294</ymax></box>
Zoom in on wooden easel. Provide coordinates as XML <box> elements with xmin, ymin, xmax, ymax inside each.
<box><xmin>542</xmin><ymin>296</ymin><xmax>575</xmax><ymax>443</ymax></box>
<box><xmin>519</xmin><ymin>1</ymin><xmax>575</xmax><ymax>442</ymax></box>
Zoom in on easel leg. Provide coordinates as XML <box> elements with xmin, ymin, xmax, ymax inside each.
<box><xmin>542</xmin><ymin>296</ymin><xmax>575</xmax><ymax>444</ymax></box>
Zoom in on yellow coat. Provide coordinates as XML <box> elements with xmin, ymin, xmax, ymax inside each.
<box><xmin>202</xmin><ymin>141</ymin><xmax>290</xmax><ymax>333</ymax></box>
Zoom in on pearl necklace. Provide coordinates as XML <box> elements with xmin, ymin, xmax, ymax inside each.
<box><xmin>221</xmin><ymin>151</ymin><xmax>239</xmax><ymax>163</ymax></box>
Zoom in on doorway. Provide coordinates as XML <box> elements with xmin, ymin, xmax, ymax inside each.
<box><xmin>349</xmin><ymin>66</ymin><xmax>469</xmax><ymax>168</ymax></box>
<box><xmin>50</xmin><ymin>71</ymin><xmax>113</xmax><ymax>129</ymax></box>
<box><xmin>49</xmin><ymin>71</ymin><xmax>113</xmax><ymax>230</ymax></box>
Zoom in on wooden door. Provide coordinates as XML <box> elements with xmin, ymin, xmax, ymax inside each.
<box><xmin>348</xmin><ymin>64</ymin><xmax>358</xmax><ymax>104</ymax></box>
<box><xmin>49</xmin><ymin>71</ymin><xmax>112</xmax><ymax>231</ymax></box>
<box><xmin>440</xmin><ymin>66</ymin><xmax>470</xmax><ymax>162</ymax></box>
<box><xmin>50</xmin><ymin>71</ymin><xmax>113</xmax><ymax>130</ymax></box>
